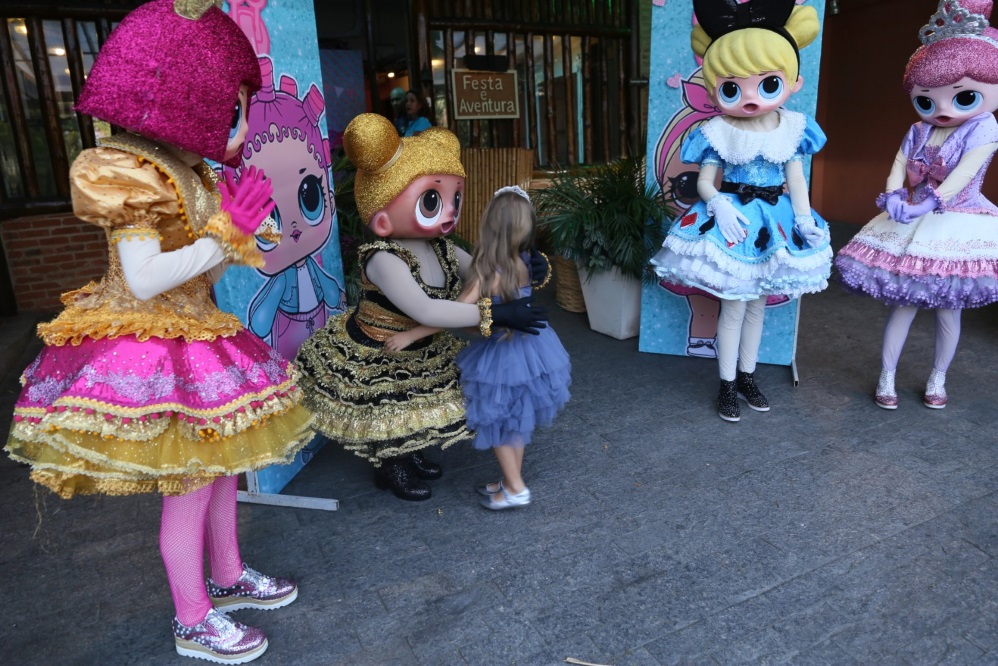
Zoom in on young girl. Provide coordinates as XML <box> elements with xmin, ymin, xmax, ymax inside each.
<box><xmin>386</xmin><ymin>187</ymin><xmax>571</xmax><ymax>510</ymax></box>
<box><xmin>650</xmin><ymin>0</ymin><xmax>832</xmax><ymax>423</ymax></box>
<box><xmin>294</xmin><ymin>114</ymin><xmax>546</xmax><ymax>502</ymax></box>
<box><xmin>4</xmin><ymin>2</ymin><xmax>312</xmax><ymax>662</ymax></box>
<box><xmin>836</xmin><ymin>0</ymin><xmax>998</xmax><ymax>410</ymax></box>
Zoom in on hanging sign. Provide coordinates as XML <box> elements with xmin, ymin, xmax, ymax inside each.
<box><xmin>451</xmin><ymin>69</ymin><xmax>519</xmax><ymax>119</ymax></box>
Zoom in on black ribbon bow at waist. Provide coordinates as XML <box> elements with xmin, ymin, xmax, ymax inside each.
<box><xmin>719</xmin><ymin>181</ymin><xmax>783</xmax><ymax>206</ymax></box>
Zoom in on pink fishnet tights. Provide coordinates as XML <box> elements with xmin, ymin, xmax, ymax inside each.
<box><xmin>159</xmin><ymin>476</ymin><xmax>244</xmax><ymax>626</ymax></box>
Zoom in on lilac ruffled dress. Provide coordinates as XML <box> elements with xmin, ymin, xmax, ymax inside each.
<box><xmin>456</xmin><ymin>285</ymin><xmax>571</xmax><ymax>450</ymax></box>
<box><xmin>836</xmin><ymin>112</ymin><xmax>998</xmax><ymax>309</ymax></box>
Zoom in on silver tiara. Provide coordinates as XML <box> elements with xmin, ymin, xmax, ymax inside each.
<box><xmin>919</xmin><ymin>0</ymin><xmax>993</xmax><ymax>46</ymax></box>
<box><xmin>494</xmin><ymin>185</ymin><xmax>530</xmax><ymax>202</ymax></box>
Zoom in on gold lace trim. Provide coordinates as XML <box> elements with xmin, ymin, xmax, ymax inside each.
<box><xmin>202</xmin><ymin>211</ymin><xmax>266</xmax><ymax>269</ymax></box>
<box><xmin>37</xmin><ymin>282</ymin><xmax>244</xmax><ymax>346</ymax></box>
<box><xmin>110</xmin><ymin>227</ymin><xmax>163</xmax><ymax>243</ymax></box>
<box><xmin>355</xmin><ymin>300</ymin><xmax>418</xmax><ymax>341</ymax></box>
<box><xmin>7</xmin><ymin>404</ymin><xmax>314</xmax><ymax>499</ymax></box>
<box><xmin>13</xmin><ymin>381</ymin><xmax>305</xmax><ymax>443</ymax></box>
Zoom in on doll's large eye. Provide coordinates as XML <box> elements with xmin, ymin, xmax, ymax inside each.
<box><xmin>454</xmin><ymin>191</ymin><xmax>462</xmax><ymax>221</ymax></box>
<box><xmin>415</xmin><ymin>189</ymin><xmax>443</xmax><ymax>227</ymax></box>
<box><xmin>299</xmin><ymin>173</ymin><xmax>325</xmax><ymax>226</ymax></box>
<box><xmin>256</xmin><ymin>204</ymin><xmax>281</xmax><ymax>252</ymax></box>
<box><xmin>228</xmin><ymin>100</ymin><xmax>243</xmax><ymax>141</ymax></box>
<box><xmin>953</xmin><ymin>90</ymin><xmax>982</xmax><ymax>112</ymax></box>
<box><xmin>913</xmin><ymin>96</ymin><xmax>935</xmax><ymax>114</ymax></box>
<box><xmin>718</xmin><ymin>81</ymin><xmax>741</xmax><ymax>104</ymax></box>
<box><xmin>758</xmin><ymin>76</ymin><xmax>784</xmax><ymax>100</ymax></box>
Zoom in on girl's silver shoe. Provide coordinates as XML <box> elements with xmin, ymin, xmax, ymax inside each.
<box><xmin>480</xmin><ymin>486</ymin><xmax>531</xmax><ymax>510</ymax></box>
<box><xmin>476</xmin><ymin>481</ymin><xmax>503</xmax><ymax>497</ymax></box>
<box><xmin>173</xmin><ymin>608</ymin><xmax>268</xmax><ymax>664</ymax></box>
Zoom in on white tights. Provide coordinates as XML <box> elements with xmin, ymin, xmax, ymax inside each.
<box><xmin>881</xmin><ymin>306</ymin><xmax>962</xmax><ymax>373</ymax></box>
<box><xmin>717</xmin><ymin>297</ymin><xmax>767</xmax><ymax>381</ymax></box>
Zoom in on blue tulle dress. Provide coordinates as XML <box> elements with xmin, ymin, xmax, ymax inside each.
<box><xmin>456</xmin><ymin>285</ymin><xmax>571</xmax><ymax>450</ymax></box>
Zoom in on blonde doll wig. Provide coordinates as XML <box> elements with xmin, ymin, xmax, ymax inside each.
<box><xmin>692</xmin><ymin>4</ymin><xmax>820</xmax><ymax>90</ymax></box>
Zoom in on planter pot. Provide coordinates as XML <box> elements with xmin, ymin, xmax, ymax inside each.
<box><xmin>577</xmin><ymin>265</ymin><xmax>642</xmax><ymax>340</ymax></box>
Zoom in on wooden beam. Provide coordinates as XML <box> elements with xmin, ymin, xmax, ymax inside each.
<box><xmin>26</xmin><ymin>16</ymin><xmax>70</xmax><ymax>197</ymax></box>
<box><xmin>62</xmin><ymin>18</ymin><xmax>95</xmax><ymax>150</ymax></box>
<box><xmin>0</xmin><ymin>17</ymin><xmax>39</xmax><ymax>198</ymax></box>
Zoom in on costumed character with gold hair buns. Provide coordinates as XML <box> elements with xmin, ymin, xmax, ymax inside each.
<box><xmin>651</xmin><ymin>0</ymin><xmax>832</xmax><ymax>423</ymax></box>
<box><xmin>4</xmin><ymin>1</ymin><xmax>313</xmax><ymax>662</ymax></box>
<box><xmin>295</xmin><ymin>113</ymin><xmax>549</xmax><ymax>501</ymax></box>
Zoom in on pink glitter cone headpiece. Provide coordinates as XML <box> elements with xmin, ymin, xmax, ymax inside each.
<box><xmin>75</xmin><ymin>0</ymin><xmax>261</xmax><ymax>166</ymax></box>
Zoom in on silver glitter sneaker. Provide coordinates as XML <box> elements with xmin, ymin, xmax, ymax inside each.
<box><xmin>207</xmin><ymin>564</ymin><xmax>298</xmax><ymax>611</ymax></box>
<box><xmin>172</xmin><ymin>608</ymin><xmax>267</xmax><ymax>664</ymax></box>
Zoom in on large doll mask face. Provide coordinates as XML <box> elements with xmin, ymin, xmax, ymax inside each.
<box><xmin>711</xmin><ymin>71</ymin><xmax>802</xmax><ymax>118</ymax></box>
<box><xmin>910</xmin><ymin>76</ymin><xmax>998</xmax><ymax>127</ymax></box>
<box><xmin>370</xmin><ymin>174</ymin><xmax>464</xmax><ymax>239</ymax></box>
<box><xmin>223</xmin><ymin>86</ymin><xmax>251</xmax><ymax>163</ymax></box>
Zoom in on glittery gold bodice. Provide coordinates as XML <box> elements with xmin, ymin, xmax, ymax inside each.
<box><xmin>38</xmin><ymin>134</ymin><xmax>243</xmax><ymax>346</ymax></box>
<box><xmin>351</xmin><ymin>238</ymin><xmax>463</xmax><ymax>342</ymax></box>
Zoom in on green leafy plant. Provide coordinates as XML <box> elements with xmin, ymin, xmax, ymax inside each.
<box><xmin>331</xmin><ymin>150</ymin><xmax>369</xmax><ymax>306</ymax></box>
<box><xmin>531</xmin><ymin>156</ymin><xmax>672</xmax><ymax>282</ymax></box>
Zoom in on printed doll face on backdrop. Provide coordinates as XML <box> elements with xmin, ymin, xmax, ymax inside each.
<box><xmin>371</xmin><ymin>174</ymin><xmax>464</xmax><ymax>239</ymax></box>
<box><xmin>248</xmin><ymin>130</ymin><xmax>333</xmax><ymax>276</ymax></box>
<box><xmin>711</xmin><ymin>71</ymin><xmax>802</xmax><ymax>118</ymax></box>
<box><xmin>910</xmin><ymin>76</ymin><xmax>998</xmax><ymax>127</ymax></box>
<box><xmin>223</xmin><ymin>86</ymin><xmax>251</xmax><ymax>163</ymax></box>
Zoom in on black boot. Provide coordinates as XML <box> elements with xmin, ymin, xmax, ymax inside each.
<box><xmin>373</xmin><ymin>457</ymin><xmax>431</xmax><ymax>501</ymax></box>
<box><xmin>717</xmin><ymin>379</ymin><xmax>740</xmax><ymax>423</ymax></box>
<box><xmin>736</xmin><ymin>370</ymin><xmax>770</xmax><ymax>412</ymax></box>
<box><xmin>409</xmin><ymin>451</ymin><xmax>443</xmax><ymax>480</ymax></box>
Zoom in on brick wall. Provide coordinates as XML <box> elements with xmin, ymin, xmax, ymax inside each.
<box><xmin>0</xmin><ymin>212</ymin><xmax>108</xmax><ymax>312</ymax></box>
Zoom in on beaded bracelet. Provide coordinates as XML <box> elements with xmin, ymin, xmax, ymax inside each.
<box><xmin>533</xmin><ymin>251</ymin><xmax>552</xmax><ymax>290</ymax></box>
<box><xmin>477</xmin><ymin>297</ymin><xmax>493</xmax><ymax>338</ymax></box>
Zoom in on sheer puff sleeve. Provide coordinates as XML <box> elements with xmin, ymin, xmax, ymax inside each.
<box><xmin>70</xmin><ymin>148</ymin><xmax>180</xmax><ymax>230</ymax></box>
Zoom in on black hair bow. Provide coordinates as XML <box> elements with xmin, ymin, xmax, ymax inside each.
<box><xmin>693</xmin><ymin>0</ymin><xmax>797</xmax><ymax>40</ymax></box>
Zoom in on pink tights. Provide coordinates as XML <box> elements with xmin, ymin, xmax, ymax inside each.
<box><xmin>159</xmin><ymin>476</ymin><xmax>245</xmax><ymax>626</ymax></box>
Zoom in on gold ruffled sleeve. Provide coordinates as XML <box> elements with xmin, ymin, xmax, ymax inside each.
<box><xmin>70</xmin><ymin>148</ymin><xmax>179</xmax><ymax>230</ymax></box>
<box><xmin>201</xmin><ymin>211</ymin><xmax>266</xmax><ymax>269</ymax></box>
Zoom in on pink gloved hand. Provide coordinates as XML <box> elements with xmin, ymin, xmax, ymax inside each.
<box><xmin>883</xmin><ymin>191</ymin><xmax>908</xmax><ymax>223</ymax></box>
<box><xmin>219</xmin><ymin>166</ymin><xmax>276</xmax><ymax>235</ymax></box>
<box><xmin>898</xmin><ymin>196</ymin><xmax>938</xmax><ymax>223</ymax></box>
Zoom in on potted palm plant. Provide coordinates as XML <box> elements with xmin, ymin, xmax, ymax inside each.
<box><xmin>532</xmin><ymin>156</ymin><xmax>671</xmax><ymax>339</ymax></box>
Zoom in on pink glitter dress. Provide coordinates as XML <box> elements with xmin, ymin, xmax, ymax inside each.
<box><xmin>4</xmin><ymin>135</ymin><xmax>313</xmax><ymax>498</ymax></box>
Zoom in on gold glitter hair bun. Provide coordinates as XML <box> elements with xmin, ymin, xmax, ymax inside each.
<box><xmin>343</xmin><ymin>114</ymin><xmax>401</xmax><ymax>173</ymax></box>
<box><xmin>345</xmin><ymin>113</ymin><xmax>466</xmax><ymax>223</ymax></box>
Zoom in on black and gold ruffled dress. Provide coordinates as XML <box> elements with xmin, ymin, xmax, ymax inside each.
<box><xmin>295</xmin><ymin>237</ymin><xmax>472</xmax><ymax>464</ymax></box>
<box><xmin>4</xmin><ymin>134</ymin><xmax>314</xmax><ymax>498</ymax></box>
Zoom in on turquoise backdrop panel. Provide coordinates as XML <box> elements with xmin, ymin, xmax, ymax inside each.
<box><xmin>639</xmin><ymin>0</ymin><xmax>825</xmax><ymax>368</ymax></box>
<box><xmin>215</xmin><ymin>0</ymin><xmax>347</xmax><ymax>494</ymax></box>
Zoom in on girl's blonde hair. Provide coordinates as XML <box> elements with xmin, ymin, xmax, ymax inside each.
<box><xmin>469</xmin><ymin>191</ymin><xmax>536</xmax><ymax>305</ymax></box>
<box><xmin>692</xmin><ymin>5</ymin><xmax>820</xmax><ymax>90</ymax></box>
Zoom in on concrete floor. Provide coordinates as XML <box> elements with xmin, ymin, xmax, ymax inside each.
<box><xmin>0</xmin><ymin>222</ymin><xmax>996</xmax><ymax>665</ymax></box>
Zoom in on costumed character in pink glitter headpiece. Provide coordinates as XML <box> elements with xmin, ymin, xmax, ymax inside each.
<box><xmin>836</xmin><ymin>0</ymin><xmax>998</xmax><ymax>411</ymax></box>
<box><xmin>240</xmin><ymin>57</ymin><xmax>346</xmax><ymax>362</ymax></box>
<box><xmin>3</xmin><ymin>1</ymin><xmax>313</xmax><ymax>662</ymax></box>
<box><xmin>294</xmin><ymin>113</ymin><xmax>549</xmax><ymax>502</ymax></box>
